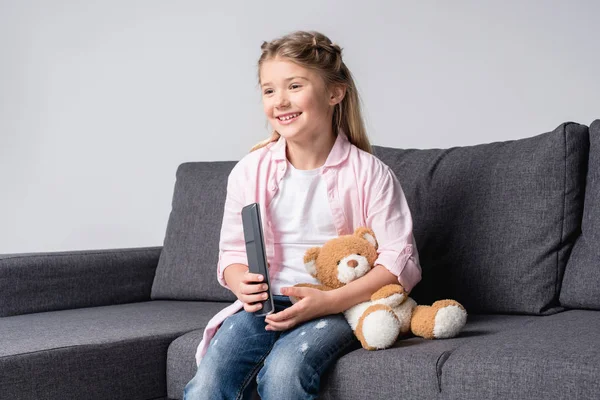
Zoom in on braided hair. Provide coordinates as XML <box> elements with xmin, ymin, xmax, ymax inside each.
<box><xmin>252</xmin><ymin>31</ymin><xmax>371</xmax><ymax>154</ymax></box>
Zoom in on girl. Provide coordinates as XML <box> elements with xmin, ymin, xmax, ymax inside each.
<box><xmin>184</xmin><ymin>30</ymin><xmax>421</xmax><ymax>400</ymax></box>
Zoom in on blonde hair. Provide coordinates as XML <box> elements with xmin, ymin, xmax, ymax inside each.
<box><xmin>251</xmin><ymin>30</ymin><xmax>372</xmax><ymax>154</ymax></box>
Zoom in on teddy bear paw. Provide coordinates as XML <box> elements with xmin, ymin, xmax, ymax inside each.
<box><xmin>355</xmin><ymin>304</ymin><xmax>401</xmax><ymax>350</ymax></box>
<box><xmin>370</xmin><ymin>284</ymin><xmax>407</xmax><ymax>308</ymax></box>
<box><xmin>430</xmin><ymin>300</ymin><xmax>467</xmax><ymax>339</ymax></box>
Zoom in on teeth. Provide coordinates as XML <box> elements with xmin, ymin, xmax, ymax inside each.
<box><xmin>279</xmin><ymin>113</ymin><xmax>300</xmax><ymax>121</ymax></box>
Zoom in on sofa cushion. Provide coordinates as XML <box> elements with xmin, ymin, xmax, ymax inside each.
<box><xmin>0</xmin><ymin>300</ymin><xmax>230</xmax><ymax>400</ymax></box>
<box><xmin>560</xmin><ymin>119</ymin><xmax>600</xmax><ymax>309</ymax></box>
<box><xmin>374</xmin><ymin>122</ymin><xmax>589</xmax><ymax>314</ymax></box>
<box><xmin>151</xmin><ymin>162</ymin><xmax>237</xmax><ymax>302</ymax></box>
<box><xmin>441</xmin><ymin>310</ymin><xmax>600</xmax><ymax>399</ymax></box>
<box><xmin>167</xmin><ymin>314</ymin><xmax>537</xmax><ymax>400</ymax></box>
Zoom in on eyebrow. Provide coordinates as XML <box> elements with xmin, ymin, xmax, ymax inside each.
<box><xmin>261</xmin><ymin>76</ymin><xmax>309</xmax><ymax>87</ymax></box>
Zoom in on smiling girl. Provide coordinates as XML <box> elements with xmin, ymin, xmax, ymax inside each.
<box><xmin>184</xmin><ymin>30</ymin><xmax>422</xmax><ymax>400</ymax></box>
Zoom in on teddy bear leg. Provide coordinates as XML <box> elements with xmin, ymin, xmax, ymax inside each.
<box><xmin>410</xmin><ymin>300</ymin><xmax>467</xmax><ymax>339</ymax></box>
<box><xmin>355</xmin><ymin>304</ymin><xmax>401</xmax><ymax>350</ymax></box>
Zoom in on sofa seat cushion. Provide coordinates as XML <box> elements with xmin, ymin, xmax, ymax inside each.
<box><xmin>441</xmin><ymin>310</ymin><xmax>600</xmax><ymax>399</ymax></box>
<box><xmin>166</xmin><ymin>314</ymin><xmax>537</xmax><ymax>400</ymax></box>
<box><xmin>0</xmin><ymin>300</ymin><xmax>230</xmax><ymax>400</ymax></box>
<box><xmin>561</xmin><ymin>119</ymin><xmax>600</xmax><ymax>309</ymax></box>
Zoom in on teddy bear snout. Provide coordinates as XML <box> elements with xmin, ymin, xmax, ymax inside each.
<box><xmin>347</xmin><ymin>260</ymin><xmax>358</xmax><ymax>268</ymax></box>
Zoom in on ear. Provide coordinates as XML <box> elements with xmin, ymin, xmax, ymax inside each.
<box><xmin>354</xmin><ymin>227</ymin><xmax>378</xmax><ymax>249</ymax></box>
<box><xmin>303</xmin><ymin>247</ymin><xmax>321</xmax><ymax>277</ymax></box>
<box><xmin>328</xmin><ymin>84</ymin><xmax>346</xmax><ymax>106</ymax></box>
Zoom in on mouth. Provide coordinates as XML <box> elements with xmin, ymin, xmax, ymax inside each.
<box><xmin>276</xmin><ymin>112</ymin><xmax>302</xmax><ymax>124</ymax></box>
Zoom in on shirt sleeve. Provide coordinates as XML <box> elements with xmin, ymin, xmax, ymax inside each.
<box><xmin>216</xmin><ymin>164</ymin><xmax>249</xmax><ymax>289</ymax></box>
<box><xmin>367</xmin><ymin>166</ymin><xmax>422</xmax><ymax>293</ymax></box>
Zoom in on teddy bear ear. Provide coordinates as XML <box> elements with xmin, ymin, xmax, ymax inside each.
<box><xmin>303</xmin><ymin>247</ymin><xmax>320</xmax><ymax>277</ymax></box>
<box><xmin>354</xmin><ymin>227</ymin><xmax>378</xmax><ymax>249</ymax></box>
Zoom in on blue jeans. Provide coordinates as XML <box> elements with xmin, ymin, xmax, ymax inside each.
<box><xmin>183</xmin><ymin>295</ymin><xmax>360</xmax><ymax>400</ymax></box>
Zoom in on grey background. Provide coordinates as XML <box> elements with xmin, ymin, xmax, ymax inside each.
<box><xmin>1</xmin><ymin>0</ymin><xmax>599</xmax><ymax>253</ymax></box>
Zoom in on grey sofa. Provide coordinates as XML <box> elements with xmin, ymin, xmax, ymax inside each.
<box><xmin>2</xmin><ymin>120</ymin><xmax>599</xmax><ymax>400</ymax></box>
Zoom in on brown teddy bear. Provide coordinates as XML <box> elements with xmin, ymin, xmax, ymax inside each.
<box><xmin>293</xmin><ymin>227</ymin><xmax>467</xmax><ymax>350</ymax></box>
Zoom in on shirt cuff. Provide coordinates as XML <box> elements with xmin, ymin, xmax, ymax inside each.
<box><xmin>374</xmin><ymin>244</ymin><xmax>422</xmax><ymax>293</ymax></box>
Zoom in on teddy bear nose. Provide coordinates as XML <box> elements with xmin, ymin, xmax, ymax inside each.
<box><xmin>348</xmin><ymin>260</ymin><xmax>358</xmax><ymax>268</ymax></box>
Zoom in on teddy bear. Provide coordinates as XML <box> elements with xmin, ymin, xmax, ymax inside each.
<box><xmin>292</xmin><ymin>227</ymin><xmax>467</xmax><ymax>350</ymax></box>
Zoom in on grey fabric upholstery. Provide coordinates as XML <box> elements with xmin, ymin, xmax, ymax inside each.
<box><xmin>166</xmin><ymin>314</ymin><xmax>537</xmax><ymax>400</ymax></box>
<box><xmin>151</xmin><ymin>162</ymin><xmax>237</xmax><ymax>303</ymax></box>
<box><xmin>0</xmin><ymin>246</ymin><xmax>162</xmax><ymax>317</ymax></box>
<box><xmin>0</xmin><ymin>300</ymin><xmax>229</xmax><ymax>400</ymax></box>
<box><xmin>373</xmin><ymin>122</ymin><xmax>589</xmax><ymax>314</ymax></box>
<box><xmin>561</xmin><ymin>119</ymin><xmax>600</xmax><ymax>309</ymax></box>
<box><xmin>441</xmin><ymin>310</ymin><xmax>600</xmax><ymax>399</ymax></box>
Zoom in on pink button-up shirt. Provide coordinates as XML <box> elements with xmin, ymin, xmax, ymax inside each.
<box><xmin>195</xmin><ymin>130</ymin><xmax>422</xmax><ymax>366</ymax></box>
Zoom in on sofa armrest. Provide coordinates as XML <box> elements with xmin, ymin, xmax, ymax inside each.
<box><xmin>0</xmin><ymin>246</ymin><xmax>162</xmax><ymax>317</ymax></box>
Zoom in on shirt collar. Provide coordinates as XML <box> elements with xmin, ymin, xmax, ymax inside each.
<box><xmin>268</xmin><ymin>128</ymin><xmax>351</xmax><ymax>168</ymax></box>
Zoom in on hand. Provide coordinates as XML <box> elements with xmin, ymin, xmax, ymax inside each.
<box><xmin>264</xmin><ymin>286</ymin><xmax>334</xmax><ymax>331</ymax></box>
<box><xmin>236</xmin><ymin>270</ymin><xmax>269</xmax><ymax>313</ymax></box>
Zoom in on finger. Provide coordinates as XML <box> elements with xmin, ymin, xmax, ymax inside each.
<box><xmin>239</xmin><ymin>283</ymin><xmax>269</xmax><ymax>295</ymax></box>
<box><xmin>266</xmin><ymin>303</ymin><xmax>300</xmax><ymax>323</ymax></box>
<box><xmin>243</xmin><ymin>302</ymin><xmax>263</xmax><ymax>313</ymax></box>
<box><xmin>281</xmin><ymin>286</ymin><xmax>309</xmax><ymax>298</ymax></box>
<box><xmin>240</xmin><ymin>292</ymin><xmax>269</xmax><ymax>305</ymax></box>
<box><xmin>265</xmin><ymin>319</ymin><xmax>296</xmax><ymax>331</ymax></box>
<box><xmin>242</xmin><ymin>272</ymin><xmax>265</xmax><ymax>283</ymax></box>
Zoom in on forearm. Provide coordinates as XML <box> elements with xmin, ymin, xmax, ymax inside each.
<box><xmin>328</xmin><ymin>265</ymin><xmax>400</xmax><ymax>314</ymax></box>
<box><xmin>223</xmin><ymin>263</ymin><xmax>249</xmax><ymax>298</ymax></box>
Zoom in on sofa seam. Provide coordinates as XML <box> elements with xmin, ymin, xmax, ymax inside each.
<box><xmin>435</xmin><ymin>350</ymin><xmax>452</xmax><ymax>393</ymax></box>
<box><xmin>557</xmin><ymin>123</ymin><xmax>568</xmax><ymax>304</ymax></box>
<box><xmin>0</xmin><ymin>246</ymin><xmax>163</xmax><ymax>262</ymax></box>
<box><xmin>0</xmin><ymin>333</ymin><xmax>180</xmax><ymax>361</ymax></box>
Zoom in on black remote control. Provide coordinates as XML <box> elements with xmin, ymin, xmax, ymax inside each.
<box><xmin>241</xmin><ymin>203</ymin><xmax>275</xmax><ymax>316</ymax></box>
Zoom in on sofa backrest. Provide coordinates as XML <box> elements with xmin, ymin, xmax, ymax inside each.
<box><xmin>151</xmin><ymin>162</ymin><xmax>237</xmax><ymax>302</ymax></box>
<box><xmin>374</xmin><ymin>122</ymin><xmax>589</xmax><ymax>314</ymax></box>
<box><xmin>151</xmin><ymin>122</ymin><xmax>590</xmax><ymax>315</ymax></box>
<box><xmin>560</xmin><ymin>119</ymin><xmax>600</xmax><ymax>310</ymax></box>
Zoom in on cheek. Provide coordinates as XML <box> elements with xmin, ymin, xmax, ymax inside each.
<box><xmin>262</xmin><ymin>100</ymin><xmax>274</xmax><ymax>117</ymax></box>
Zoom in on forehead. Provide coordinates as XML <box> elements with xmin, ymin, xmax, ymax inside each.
<box><xmin>259</xmin><ymin>58</ymin><xmax>318</xmax><ymax>84</ymax></box>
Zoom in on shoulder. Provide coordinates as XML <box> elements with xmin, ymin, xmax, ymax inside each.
<box><xmin>228</xmin><ymin>144</ymin><xmax>272</xmax><ymax>180</ymax></box>
<box><xmin>346</xmin><ymin>143</ymin><xmax>393</xmax><ymax>180</ymax></box>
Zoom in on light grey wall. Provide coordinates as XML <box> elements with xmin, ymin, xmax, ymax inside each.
<box><xmin>1</xmin><ymin>1</ymin><xmax>599</xmax><ymax>253</ymax></box>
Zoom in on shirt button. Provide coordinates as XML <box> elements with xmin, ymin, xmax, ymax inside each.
<box><xmin>279</xmin><ymin>165</ymin><xmax>285</xmax><ymax>171</ymax></box>
<box><xmin>271</xmin><ymin>185</ymin><xmax>277</xmax><ymax>191</ymax></box>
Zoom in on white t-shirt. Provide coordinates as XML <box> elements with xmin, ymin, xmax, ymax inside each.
<box><xmin>269</xmin><ymin>160</ymin><xmax>338</xmax><ymax>295</ymax></box>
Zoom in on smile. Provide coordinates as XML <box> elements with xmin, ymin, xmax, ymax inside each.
<box><xmin>277</xmin><ymin>112</ymin><xmax>302</xmax><ymax>124</ymax></box>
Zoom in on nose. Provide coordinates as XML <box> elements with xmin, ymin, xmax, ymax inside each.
<box><xmin>275</xmin><ymin>92</ymin><xmax>290</xmax><ymax>108</ymax></box>
<box><xmin>347</xmin><ymin>260</ymin><xmax>358</xmax><ymax>268</ymax></box>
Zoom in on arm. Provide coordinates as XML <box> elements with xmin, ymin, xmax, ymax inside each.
<box><xmin>265</xmin><ymin>265</ymin><xmax>399</xmax><ymax>330</ymax></box>
<box><xmin>327</xmin><ymin>264</ymin><xmax>400</xmax><ymax>314</ymax></box>
<box><xmin>366</xmin><ymin>165</ymin><xmax>422</xmax><ymax>292</ymax></box>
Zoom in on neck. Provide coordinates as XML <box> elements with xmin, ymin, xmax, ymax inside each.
<box><xmin>285</xmin><ymin>129</ymin><xmax>337</xmax><ymax>170</ymax></box>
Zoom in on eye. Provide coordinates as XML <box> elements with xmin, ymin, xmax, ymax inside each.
<box><xmin>290</xmin><ymin>84</ymin><xmax>301</xmax><ymax>90</ymax></box>
<box><xmin>263</xmin><ymin>89</ymin><xmax>273</xmax><ymax>95</ymax></box>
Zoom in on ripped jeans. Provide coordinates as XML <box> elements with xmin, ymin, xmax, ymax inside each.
<box><xmin>183</xmin><ymin>295</ymin><xmax>360</xmax><ymax>400</ymax></box>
